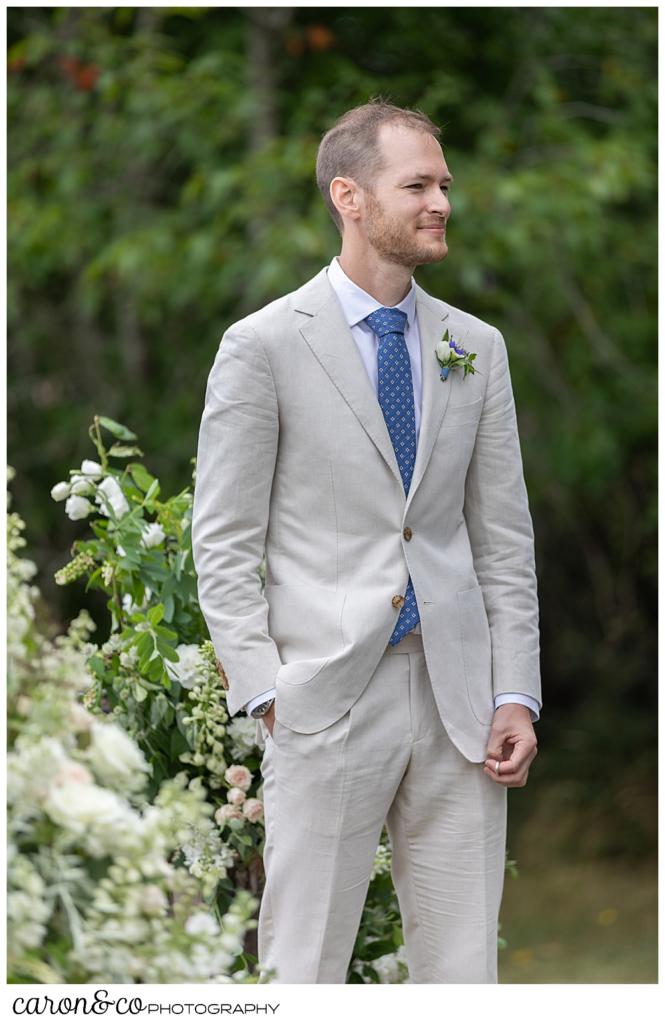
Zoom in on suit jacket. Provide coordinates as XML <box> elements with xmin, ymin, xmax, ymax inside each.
<box><xmin>191</xmin><ymin>265</ymin><xmax>541</xmax><ymax>762</ymax></box>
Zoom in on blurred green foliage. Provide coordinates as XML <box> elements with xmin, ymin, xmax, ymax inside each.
<box><xmin>7</xmin><ymin>7</ymin><xmax>656</xmax><ymax>857</ymax></box>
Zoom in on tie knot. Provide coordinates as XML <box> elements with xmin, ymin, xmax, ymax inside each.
<box><xmin>364</xmin><ymin>306</ymin><xmax>408</xmax><ymax>338</ymax></box>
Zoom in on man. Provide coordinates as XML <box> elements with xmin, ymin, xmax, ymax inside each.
<box><xmin>191</xmin><ymin>100</ymin><xmax>540</xmax><ymax>984</ymax></box>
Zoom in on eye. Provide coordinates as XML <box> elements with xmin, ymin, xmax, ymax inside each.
<box><xmin>406</xmin><ymin>183</ymin><xmax>450</xmax><ymax>193</ymax></box>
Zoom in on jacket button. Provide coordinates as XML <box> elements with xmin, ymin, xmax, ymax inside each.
<box><xmin>403</xmin><ymin>527</ymin><xmax>412</xmax><ymax>541</ymax></box>
<box><xmin>392</xmin><ymin>594</ymin><xmax>405</xmax><ymax>609</ymax></box>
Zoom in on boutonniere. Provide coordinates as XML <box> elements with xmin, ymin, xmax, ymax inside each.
<box><xmin>435</xmin><ymin>329</ymin><xmax>479</xmax><ymax>382</ymax></box>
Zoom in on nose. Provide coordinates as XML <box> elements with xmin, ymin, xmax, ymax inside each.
<box><xmin>426</xmin><ymin>186</ymin><xmax>450</xmax><ymax>219</ymax></box>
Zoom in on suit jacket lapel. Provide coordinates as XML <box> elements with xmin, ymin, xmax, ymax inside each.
<box><xmin>404</xmin><ymin>286</ymin><xmax>452</xmax><ymax>515</ymax></box>
<box><xmin>295</xmin><ymin>271</ymin><xmax>403</xmax><ymax>489</ymax></box>
<box><xmin>293</xmin><ymin>268</ymin><xmax>452</xmax><ymax>508</ymax></box>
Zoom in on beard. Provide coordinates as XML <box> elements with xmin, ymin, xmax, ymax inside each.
<box><xmin>363</xmin><ymin>189</ymin><xmax>447</xmax><ymax>268</ymax></box>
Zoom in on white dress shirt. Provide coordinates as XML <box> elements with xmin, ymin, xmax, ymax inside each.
<box><xmin>245</xmin><ymin>257</ymin><xmax>541</xmax><ymax>723</ymax></box>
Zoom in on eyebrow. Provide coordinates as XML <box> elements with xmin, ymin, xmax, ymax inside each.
<box><xmin>407</xmin><ymin>171</ymin><xmax>454</xmax><ymax>184</ymax></box>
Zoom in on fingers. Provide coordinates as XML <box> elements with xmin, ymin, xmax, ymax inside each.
<box><xmin>484</xmin><ymin>738</ymin><xmax>537</xmax><ymax>787</ymax></box>
<box><xmin>483</xmin><ymin>760</ymin><xmax>528</xmax><ymax>787</ymax></box>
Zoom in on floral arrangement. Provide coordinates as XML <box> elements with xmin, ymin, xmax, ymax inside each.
<box><xmin>7</xmin><ymin>467</ymin><xmax>256</xmax><ymax>983</ymax></box>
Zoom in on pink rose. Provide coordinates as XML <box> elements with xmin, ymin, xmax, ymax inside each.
<box><xmin>224</xmin><ymin>764</ymin><xmax>252</xmax><ymax>791</ymax></box>
<box><xmin>243</xmin><ymin>798</ymin><xmax>264</xmax><ymax>823</ymax></box>
<box><xmin>215</xmin><ymin>805</ymin><xmax>243</xmax><ymax>825</ymax></box>
<box><xmin>227</xmin><ymin>786</ymin><xmax>246</xmax><ymax>806</ymax></box>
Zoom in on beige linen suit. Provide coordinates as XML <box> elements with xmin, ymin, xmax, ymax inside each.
<box><xmin>191</xmin><ymin>265</ymin><xmax>541</xmax><ymax>983</ymax></box>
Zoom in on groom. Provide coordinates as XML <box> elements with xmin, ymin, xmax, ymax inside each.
<box><xmin>192</xmin><ymin>100</ymin><xmax>541</xmax><ymax>984</ymax></box>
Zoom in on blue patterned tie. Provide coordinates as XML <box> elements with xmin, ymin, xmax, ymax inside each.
<box><xmin>364</xmin><ymin>306</ymin><xmax>420</xmax><ymax>644</ymax></box>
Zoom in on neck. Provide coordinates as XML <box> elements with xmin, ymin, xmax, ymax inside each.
<box><xmin>336</xmin><ymin>249</ymin><xmax>413</xmax><ymax>307</ymax></box>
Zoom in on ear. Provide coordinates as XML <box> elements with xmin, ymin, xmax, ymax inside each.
<box><xmin>330</xmin><ymin>175</ymin><xmax>363</xmax><ymax>226</ymax></box>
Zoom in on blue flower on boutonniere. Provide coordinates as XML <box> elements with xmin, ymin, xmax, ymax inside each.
<box><xmin>435</xmin><ymin>329</ymin><xmax>479</xmax><ymax>382</ymax></box>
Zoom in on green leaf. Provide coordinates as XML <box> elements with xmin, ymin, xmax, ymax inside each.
<box><xmin>128</xmin><ymin>462</ymin><xmax>156</xmax><ymax>493</ymax></box>
<box><xmin>145</xmin><ymin>657</ymin><xmax>164</xmax><ymax>681</ymax></box>
<box><xmin>170</xmin><ymin>730</ymin><xmax>189</xmax><ymax>757</ymax></box>
<box><xmin>109</xmin><ymin>444</ymin><xmax>144</xmax><ymax>458</ymax></box>
<box><xmin>156</xmin><ymin>641</ymin><xmax>179</xmax><ymax>662</ymax></box>
<box><xmin>163</xmin><ymin>593</ymin><xmax>175</xmax><ymax>621</ymax></box>
<box><xmin>150</xmin><ymin>700</ymin><xmax>166</xmax><ymax>726</ymax></box>
<box><xmin>147</xmin><ymin>602</ymin><xmax>165</xmax><ymax>626</ymax></box>
<box><xmin>84</xmin><ymin>568</ymin><xmax>103</xmax><ymax>592</ymax></box>
<box><xmin>135</xmin><ymin>631</ymin><xmax>153</xmax><ymax>661</ymax></box>
<box><xmin>143</xmin><ymin>478</ymin><xmax>161</xmax><ymax>504</ymax></box>
<box><xmin>362</xmin><ymin>939</ymin><xmax>396</xmax><ymax>958</ymax></box>
<box><xmin>154</xmin><ymin>624</ymin><xmax>178</xmax><ymax>642</ymax></box>
<box><xmin>133</xmin><ymin>681</ymin><xmax>148</xmax><ymax>702</ymax></box>
<box><xmin>98</xmin><ymin>417</ymin><xmax>137</xmax><ymax>441</ymax></box>
<box><xmin>87</xmin><ymin>655</ymin><xmax>106</xmax><ymax>678</ymax></box>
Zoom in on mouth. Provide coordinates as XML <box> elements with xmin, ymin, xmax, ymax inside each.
<box><xmin>419</xmin><ymin>225</ymin><xmax>446</xmax><ymax>234</ymax></box>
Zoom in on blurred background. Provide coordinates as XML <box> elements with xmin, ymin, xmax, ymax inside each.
<box><xmin>7</xmin><ymin>6</ymin><xmax>657</xmax><ymax>982</ymax></box>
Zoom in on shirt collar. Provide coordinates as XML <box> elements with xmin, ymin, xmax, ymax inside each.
<box><xmin>327</xmin><ymin>255</ymin><xmax>416</xmax><ymax>330</ymax></box>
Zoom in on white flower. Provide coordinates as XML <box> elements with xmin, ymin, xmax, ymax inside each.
<box><xmin>80</xmin><ymin>460</ymin><xmax>103</xmax><ymax>478</ymax></box>
<box><xmin>119</xmin><ymin>648</ymin><xmax>139</xmax><ymax>670</ymax></box>
<box><xmin>224</xmin><ymin>764</ymin><xmax>252</xmax><ymax>791</ymax></box>
<box><xmin>87</xmin><ymin>720</ymin><xmax>151</xmax><ymax>788</ymax></box>
<box><xmin>8</xmin><ymin>736</ymin><xmax>69</xmax><ymax>805</ymax></box>
<box><xmin>51</xmin><ymin>481</ymin><xmax>71</xmax><ymax>502</ymax></box>
<box><xmin>65</xmin><ymin>495</ymin><xmax>94</xmax><ymax>521</ymax></box>
<box><xmin>243</xmin><ymin>798</ymin><xmax>263</xmax><ymax>823</ymax></box>
<box><xmin>184</xmin><ymin>912</ymin><xmax>220</xmax><ymax>937</ymax></box>
<box><xmin>43</xmin><ymin>781</ymin><xmax>129</xmax><ymax>832</ymax></box>
<box><xmin>226</xmin><ymin>717</ymin><xmax>258</xmax><ymax>761</ymax></box>
<box><xmin>69</xmin><ymin>475</ymin><xmax>95</xmax><ymax>496</ymax></box>
<box><xmin>121</xmin><ymin>586</ymin><xmax>151</xmax><ymax>616</ymax></box>
<box><xmin>141</xmin><ymin>522</ymin><xmax>165</xmax><ymax>548</ymax></box>
<box><xmin>116</xmin><ymin>544</ymin><xmax>126</xmax><ymax>557</ymax></box>
<box><xmin>140</xmin><ymin>885</ymin><xmax>168</xmax><ymax>916</ymax></box>
<box><xmin>95</xmin><ymin>476</ymin><xmax>130</xmax><ymax>519</ymax></box>
<box><xmin>226</xmin><ymin>787</ymin><xmax>246</xmax><ymax>807</ymax></box>
<box><xmin>164</xmin><ymin>644</ymin><xmax>202</xmax><ymax>689</ymax></box>
<box><xmin>435</xmin><ymin>338</ymin><xmax>454</xmax><ymax>363</ymax></box>
<box><xmin>372</xmin><ymin>945</ymin><xmax>410</xmax><ymax>983</ymax></box>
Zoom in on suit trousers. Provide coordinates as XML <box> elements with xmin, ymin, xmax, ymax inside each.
<box><xmin>256</xmin><ymin>630</ymin><xmax>508</xmax><ymax>984</ymax></box>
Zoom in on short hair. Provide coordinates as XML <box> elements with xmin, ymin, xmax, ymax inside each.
<box><xmin>316</xmin><ymin>97</ymin><xmax>442</xmax><ymax>236</ymax></box>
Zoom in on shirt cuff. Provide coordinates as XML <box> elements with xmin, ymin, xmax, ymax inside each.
<box><xmin>494</xmin><ymin>692</ymin><xmax>541</xmax><ymax>723</ymax></box>
<box><xmin>245</xmin><ymin>687</ymin><xmax>277</xmax><ymax>716</ymax></box>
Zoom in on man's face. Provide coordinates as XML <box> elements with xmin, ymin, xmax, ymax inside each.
<box><xmin>360</xmin><ymin>123</ymin><xmax>453</xmax><ymax>268</ymax></box>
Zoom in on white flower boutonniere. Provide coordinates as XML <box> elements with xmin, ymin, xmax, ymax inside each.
<box><xmin>435</xmin><ymin>329</ymin><xmax>479</xmax><ymax>382</ymax></box>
